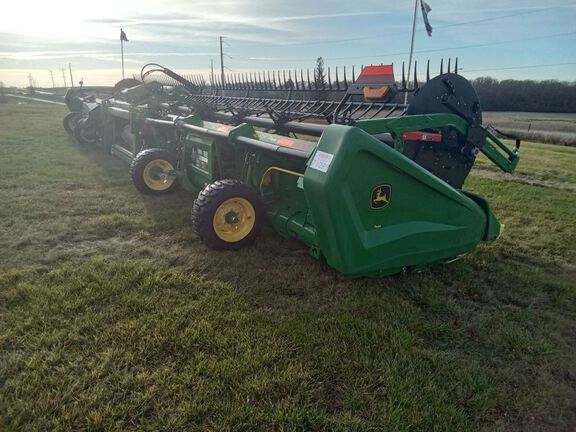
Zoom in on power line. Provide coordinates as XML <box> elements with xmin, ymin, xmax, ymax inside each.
<box><xmin>230</xmin><ymin>6</ymin><xmax>564</xmax><ymax>48</ymax></box>
<box><xmin>463</xmin><ymin>61</ymin><xmax>576</xmax><ymax>73</ymax></box>
<box><xmin>326</xmin><ymin>31</ymin><xmax>576</xmax><ymax>61</ymax></box>
<box><xmin>234</xmin><ymin>30</ymin><xmax>576</xmax><ymax>63</ymax></box>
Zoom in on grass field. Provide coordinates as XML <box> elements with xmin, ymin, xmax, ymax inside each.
<box><xmin>1</xmin><ymin>103</ymin><xmax>575</xmax><ymax>431</ymax></box>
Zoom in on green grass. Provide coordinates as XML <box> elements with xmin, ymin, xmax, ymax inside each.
<box><xmin>1</xmin><ymin>103</ymin><xmax>575</xmax><ymax>431</ymax></box>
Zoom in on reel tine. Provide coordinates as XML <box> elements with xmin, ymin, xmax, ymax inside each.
<box><xmin>307</xmin><ymin>68</ymin><xmax>311</xmax><ymax>90</ymax></box>
<box><xmin>344</xmin><ymin>66</ymin><xmax>348</xmax><ymax>89</ymax></box>
<box><xmin>448</xmin><ymin>58</ymin><xmax>451</xmax><ymax>74</ymax></box>
<box><xmin>426</xmin><ymin>60</ymin><xmax>430</xmax><ymax>82</ymax></box>
<box><xmin>328</xmin><ymin>67</ymin><xmax>332</xmax><ymax>91</ymax></box>
<box><xmin>288</xmin><ymin>69</ymin><xmax>293</xmax><ymax>89</ymax></box>
<box><xmin>401</xmin><ymin>61</ymin><xmax>406</xmax><ymax>89</ymax></box>
<box><xmin>335</xmin><ymin>67</ymin><xmax>340</xmax><ymax>91</ymax></box>
<box><xmin>455</xmin><ymin>57</ymin><xmax>459</xmax><ymax>75</ymax></box>
<box><xmin>300</xmin><ymin>69</ymin><xmax>305</xmax><ymax>92</ymax></box>
<box><xmin>440</xmin><ymin>58</ymin><xmax>444</xmax><ymax>75</ymax></box>
<box><xmin>282</xmin><ymin>70</ymin><xmax>287</xmax><ymax>88</ymax></box>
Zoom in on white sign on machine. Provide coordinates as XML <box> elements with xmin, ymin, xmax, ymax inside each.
<box><xmin>309</xmin><ymin>150</ymin><xmax>334</xmax><ymax>173</ymax></box>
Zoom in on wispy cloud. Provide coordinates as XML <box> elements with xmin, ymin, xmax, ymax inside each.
<box><xmin>1</xmin><ymin>0</ymin><xmax>575</xmax><ymax>86</ymax></box>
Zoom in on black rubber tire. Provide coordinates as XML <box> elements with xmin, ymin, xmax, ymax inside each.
<box><xmin>73</xmin><ymin>118</ymin><xmax>99</xmax><ymax>145</ymax></box>
<box><xmin>63</xmin><ymin>112</ymin><xmax>80</xmax><ymax>134</ymax></box>
<box><xmin>192</xmin><ymin>179</ymin><xmax>265</xmax><ymax>250</ymax></box>
<box><xmin>130</xmin><ymin>148</ymin><xmax>178</xmax><ymax>195</ymax></box>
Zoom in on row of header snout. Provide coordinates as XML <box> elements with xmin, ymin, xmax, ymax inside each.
<box><xmin>139</xmin><ymin>58</ymin><xmax>459</xmax><ymax>92</ymax></box>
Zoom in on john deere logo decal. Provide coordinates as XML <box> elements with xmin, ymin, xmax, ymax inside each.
<box><xmin>371</xmin><ymin>184</ymin><xmax>392</xmax><ymax>209</ymax></box>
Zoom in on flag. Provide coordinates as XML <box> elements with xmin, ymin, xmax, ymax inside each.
<box><xmin>420</xmin><ymin>0</ymin><xmax>433</xmax><ymax>37</ymax></box>
<box><xmin>120</xmin><ymin>28</ymin><xmax>129</xmax><ymax>42</ymax></box>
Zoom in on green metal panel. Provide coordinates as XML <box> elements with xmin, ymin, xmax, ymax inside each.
<box><xmin>303</xmin><ymin>125</ymin><xmax>492</xmax><ymax>277</ymax></box>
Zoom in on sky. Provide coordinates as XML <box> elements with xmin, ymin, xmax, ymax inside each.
<box><xmin>0</xmin><ymin>0</ymin><xmax>575</xmax><ymax>87</ymax></box>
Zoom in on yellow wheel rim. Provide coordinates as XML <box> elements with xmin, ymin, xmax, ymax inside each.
<box><xmin>143</xmin><ymin>159</ymin><xmax>175</xmax><ymax>191</ymax></box>
<box><xmin>212</xmin><ymin>197</ymin><xmax>256</xmax><ymax>243</ymax></box>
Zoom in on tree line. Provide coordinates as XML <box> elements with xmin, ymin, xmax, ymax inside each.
<box><xmin>472</xmin><ymin>77</ymin><xmax>576</xmax><ymax>113</ymax></box>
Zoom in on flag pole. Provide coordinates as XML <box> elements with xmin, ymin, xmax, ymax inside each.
<box><xmin>121</xmin><ymin>28</ymin><xmax>125</xmax><ymax>79</ymax></box>
<box><xmin>404</xmin><ymin>0</ymin><xmax>419</xmax><ymax>104</ymax></box>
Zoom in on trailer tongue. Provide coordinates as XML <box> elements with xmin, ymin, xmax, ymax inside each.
<box><xmin>63</xmin><ymin>61</ymin><xmax>520</xmax><ymax>277</ymax></box>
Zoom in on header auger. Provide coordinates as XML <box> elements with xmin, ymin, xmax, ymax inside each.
<box><xmin>62</xmin><ymin>59</ymin><xmax>520</xmax><ymax>277</ymax></box>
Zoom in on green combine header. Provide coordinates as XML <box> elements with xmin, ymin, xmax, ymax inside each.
<box><xmin>62</xmin><ymin>60</ymin><xmax>520</xmax><ymax>277</ymax></box>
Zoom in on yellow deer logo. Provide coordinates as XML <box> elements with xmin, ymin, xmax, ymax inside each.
<box><xmin>371</xmin><ymin>184</ymin><xmax>392</xmax><ymax>209</ymax></box>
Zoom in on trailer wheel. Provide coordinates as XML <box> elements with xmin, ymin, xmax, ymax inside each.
<box><xmin>130</xmin><ymin>148</ymin><xmax>178</xmax><ymax>194</ymax></box>
<box><xmin>73</xmin><ymin>118</ymin><xmax>99</xmax><ymax>145</ymax></box>
<box><xmin>63</xmin><ymin>112</ymin><xmax>80</xmax><ymax>134</ymax></box>
<box><xmin>193</xmin><ymin>179</ymin><xmax>265</xmax><ymax>250</ymax></box>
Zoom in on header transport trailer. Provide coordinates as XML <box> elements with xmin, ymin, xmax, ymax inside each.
<box><xmin>62</xmin><ymin>60</ymin><xmax>520</xmax><ymax>277</ymax></box>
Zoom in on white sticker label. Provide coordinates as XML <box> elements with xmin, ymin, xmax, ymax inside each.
<box><xmin>309</xmin><ymin>150</ymin><xmax>334</xmax><ymax>173</ymax></box>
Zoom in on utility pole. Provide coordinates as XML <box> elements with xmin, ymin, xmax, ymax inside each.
<box><xmin>405</xmin><ymin>0</ymin><xmax>419</xmax><ymax>104</ymax></box>
<box><xmin>69</xmin><ymin>63</ymin><xmax>74</xmax><ymax>88</ymax></box>
<box><xmin>219</xmin><ymin>36</ymin><xmax>225</xmax><ymax>86</ymax></box>
<box><xmin>49</xmin><ymin>70</ymin><xmax>55</xmax><ymax>88</ymax></box>
<box><xmin>61</xmin><ymin>68</ymin><xmax>67</xmax><ymax>88</ymax></box>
